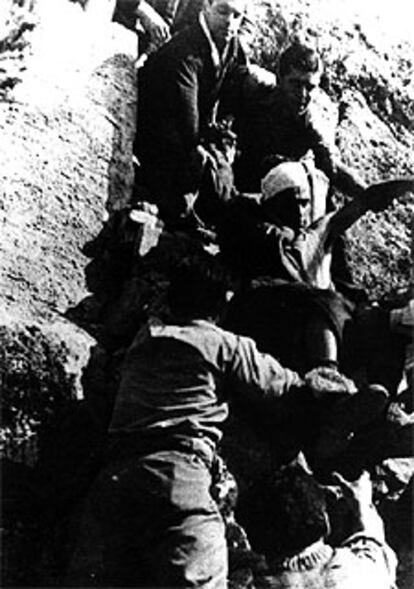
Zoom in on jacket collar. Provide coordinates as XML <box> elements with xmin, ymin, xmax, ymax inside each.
<box><xmin>199</xmin><ymin>12</ymin><xmax>235</xmax><ymax>69</ymax></box>
<box><xmin>276</xmin><ymin>540</ymin><xmax>333</xmax><ymax>572</ymax></box>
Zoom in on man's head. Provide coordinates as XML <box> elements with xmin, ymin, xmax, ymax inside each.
<box><xmin>278</xmin><ymin>43</ymin><xmax>322</xmax><ymax>116</ymax></box>
<box><xmin>261</xmin><ymin>162</ymin><xmax>312</xmax><ymax>232</ymax></box>
<box><xmin>203</xmin><ymin>0</ymin><xmax>247</xmax><ymax>51</ymax></box>
<box><xmin>240</xmin><ymin>465</ymin><xmax>329</xmax><ymax>558</ymax></box>
<box><xmin>167</xmin><ymin>255</ymin><xmax>234</xmax><ymax>321</ymax></box>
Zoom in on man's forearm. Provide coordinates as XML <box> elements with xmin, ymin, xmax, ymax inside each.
<box><xmin>231</xmin><ymin>336</ymin><xmax>304</xmax><ymax>402</ymax></box>
<box><xmin>333</xmin><ymin>161</ymin><xmax>366</xmax><ymax>197</ymax></box>
<box><xmin>351</xmin><ymin>503</ymin><xmax>386</xmax><ymax>542</ymax></box>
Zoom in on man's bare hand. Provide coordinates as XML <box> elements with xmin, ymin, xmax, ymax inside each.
<box><xmin>331</xmin><ymin>470</ymin><xmax>373</xmax><ymax>510</ymax></box>
<box><xmin>136</xmin><ymin>1</ymin><xmax>171</xmax><ymax>45</ymax></box>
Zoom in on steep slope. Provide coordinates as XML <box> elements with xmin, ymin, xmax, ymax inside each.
<box><xmin>249</xmin><ymin>0</ymin><xmax>414</xmax><ymax>298</ymax></box>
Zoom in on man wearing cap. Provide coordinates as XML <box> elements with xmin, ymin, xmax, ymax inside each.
<box><xmin>196</xmin><ymin>153</ymin><xmax>414</xmax><ymax>371</ymax></box>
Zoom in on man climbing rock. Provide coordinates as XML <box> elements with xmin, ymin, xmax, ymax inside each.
<box><xmin>90</xmin><ymin>256</ymin><xmax>352</xmax><ymax>587</ymax></box>
<box><xmin>135</xmin><ymin>0</ymin><xmax>249</xmax><ymax>225</ymax></box>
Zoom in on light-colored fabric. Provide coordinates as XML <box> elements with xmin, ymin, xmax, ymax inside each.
<box><xmin>199</xmin><ymin>11</ymin><xmax>222</xmax><ymax>69</ymax></box>
<box><xmin>266</xmin><ymin>534</ymin><xmax>397</xmax><ymax>589</ymax></box>
<box><xmin>261</xmin><ymin>159</ymin><xmax>329</xmax><ymax>223</ymax></box>
<box><xmin>326</xmin><ymin>534</ymin><xmax>397</xmax><ymax>589</ymax></box>
<box><xmin>291</xmin><ymin>213</ymin><xmax>336</xmax><ymax>289</ymax></box>
<box><xmin>261</xmin><ymin>162</ymin><xmax>312</xmax><ymax>203</ymax></box>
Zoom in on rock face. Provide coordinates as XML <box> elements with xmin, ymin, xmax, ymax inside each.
<box><xmin>0</xmin><ymin>0</ymin><xmax>413</xmax><ymax>587</ymax></box>
<box><xmin>249</xmin><ymin>0</ymin><xmax>414</xmax><ymax>299</ymax></box>
<box><xmin>1</xmin><ymin>0</ymin><xmax>412</xmax><ymax>462</ymax></box>
<box><xmin>0</xmin><ymin>0</ymin><xmax>137</xmax><ymax>461</ymax></box>
<box><xmin>1</xmin><ymin>1</ymin><xmax>137</xmax><ymax>584</ymax></box>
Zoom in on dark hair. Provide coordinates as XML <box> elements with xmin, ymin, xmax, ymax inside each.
<box><xmin>239</xmin><ymin>465</ymin><xmax>329</xmax><ymax>557</ymax></box>
<box><xmin>167</xmin><ymin>255</ymin><xmax>233</xmax><ymax>319</ymax></box>
<box><xmin>279</xmin><ymin>43</ymin><xmax>321</xmax><ymax>78</ymax></box>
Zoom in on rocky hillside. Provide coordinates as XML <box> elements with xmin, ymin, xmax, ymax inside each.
<box><xmin>248</xmin><ymin>0</ymin><xmax>414</xmax><ymax>298</ymax></box>
<box><xmin>0</xmin><ymin>0</ymin><xmax>413</xmax><ymax>587</ymax></box>
<box><xmin>1</xmin><ymin>0</ymin><xmax>136</xmax><ymax>459</ymax></box>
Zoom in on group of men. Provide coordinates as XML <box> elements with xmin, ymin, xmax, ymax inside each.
<box><xmin>86</xmin><ymin>1</ymin><xmax>412</xmax><ymax>587</ymax></box>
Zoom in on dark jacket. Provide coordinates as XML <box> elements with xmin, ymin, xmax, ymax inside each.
<box><xmin>234</xmin><ymin>85</ymin><xmax>336</xmax><ymax>192</ymax></box>
<box><xmin>137</xmin><ymin>21</ymin><xmax>246</xmax><ymax>162</ymax></box>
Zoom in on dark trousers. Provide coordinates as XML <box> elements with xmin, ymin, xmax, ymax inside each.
<box><xmin>92</xmin><ymin>449</ymin><xmax>227</xmax><ymax>587</ymax></box>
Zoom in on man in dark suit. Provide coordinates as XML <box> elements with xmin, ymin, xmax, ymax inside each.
<box><xmin>234</xmin><ymin>42</ymin><xmax>366</xmax><ymax>198</ymax></box>
<box><xmin>135</xmin><ymin>0</ymin><xmax>248</xmax><ymax>224</ymax></box>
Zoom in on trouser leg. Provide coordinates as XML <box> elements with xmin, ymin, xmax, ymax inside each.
<box><xmin>305</xmin><ymin>316</ymin><xmax>338</xmax><ymax>369</ymax></box>
<box><xmin>94</xmin><ymin>450</ymin><xmax>228</xmax><ymax>587</ymax></box>
<box><xmin>151</xmin><ymin>510</ymin><xmax>227</xmax><ymax>588</ymax></box>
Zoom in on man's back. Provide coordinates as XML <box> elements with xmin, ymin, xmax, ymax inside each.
<box><xmin>234</xmin><ymin>85</ymin><xmax>336</xmax><ymax>192</ymax></box>
<box><xmin>264</xmin><ymin>538</ymin><xmax>396</xmax><ymax>589</ymax></box>
<box><xmin>109</xmin><ymin>317</ymin><xmax>301</xmax><ymax>444</ymax></box>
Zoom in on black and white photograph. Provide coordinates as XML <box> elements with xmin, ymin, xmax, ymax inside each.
<box><xmin>1</xmin><ymin>1</ymin><xmax>413</xmax><ymax>587</ymax></box>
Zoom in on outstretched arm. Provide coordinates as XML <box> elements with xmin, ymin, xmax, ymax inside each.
<box><xmin>333</xmin><ymin>160</ymin><xmax>366</xmax><ymax>198</ymax></box>
<box><xmin>325</xmin><ymin>177</ymin><xmax>414</xmax><ymax>245</ymax></box>
<box><xmin>329</xmin><ymin>471</ymin><xmax>398</xmax><ymax>589</ymax></box>
<box><xmin>135</xmin><ymin>1</ymin><xmax>171</xmax><ymax>44</ymax></box>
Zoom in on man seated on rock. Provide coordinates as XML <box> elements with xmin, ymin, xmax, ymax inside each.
<box><xmin>196</xmin><ymin>150</ymin><xmax>413</xmax><ymax>373</ymax></box>
<box><xmin>135</xmin><ymin>0</ymin><xmax>250</xmax><ymax>225</ymax></box>
<box><xmin>233</xmin><ymin>41</ymin><xmax>366</xmax><ymax>199</ymax></box>
<box><xmin>239</xmin><ymin>465</ymin><xmax>397</xmax><ymax>589</ymax></box>
<box><xmin>91</xmin><ymin>254</ymin><xmax>333</xmax><ymax>587</ymax></box>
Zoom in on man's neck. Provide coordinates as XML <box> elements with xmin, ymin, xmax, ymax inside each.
<box><xmin>199</xmin><ymin>12</ymin><xmax>231</xmax><ymax>67</ymax></box>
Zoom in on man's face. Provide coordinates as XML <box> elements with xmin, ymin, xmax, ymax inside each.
<box><xmin>279</xmin><ymin>67</ymin><xmax>321</xmax><ymax>116</ymax></box>
<box><xmin>204</xmin><ymin>0</ymin><xmax>246</xmax><ymax>50</ymax></box>
<box><xmin>264</xmin><ymin>188</ymin><xmax>311</xmax><ymax>233</ymax></box>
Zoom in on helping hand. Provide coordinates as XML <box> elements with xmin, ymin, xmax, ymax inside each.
<box><xmin>136</xmin><ymin>2</ymin><xmax>171</xmax><ymax>46</ymax></box>
<box><xmin>330</xmin><ymin>470</ymin><xmax>373</xmax><ymax>509</ymax></box>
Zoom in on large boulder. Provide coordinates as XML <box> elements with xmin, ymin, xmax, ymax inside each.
<box><xmin>1</xmin><ymin>0</ymin><xmax>413</xmax><ymax>586</ymax></box>
<box><xmin>0</xmin><ymin>0</ymin><xmax>137</xmax><ymax>462</ymax></box>
<box><xmin>249</xmin><ymin>0</ymin><xmax>414</xmax><ymax>299</ymax></box>
<box><xmin>1</xmin><ymin>0</ymin><xmax>138</xmax><ymax>584</ymax></box>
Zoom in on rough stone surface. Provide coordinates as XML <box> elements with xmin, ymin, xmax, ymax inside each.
<box><xmin>1</xmin><ymin>0</ymin><xmax>413</xmax><ymax>587</ymax></box>
<box><xmin>0</xmin><ymin>0</ymin><xmax>137</xmax><ymax>457</ymax></box>
<box><xmin>1</xmin><ymin>1</ymin><xmax>138</xmax><ymax>585</ymax></box>
<box><xmin>249</xmin><ymin>0</ymin><xmax>414</xmax><ymax>300</ymax></box>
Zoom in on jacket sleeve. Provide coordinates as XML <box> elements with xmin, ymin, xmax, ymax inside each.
<box><xmin>226</xmin><ymin>334</ymin><xmax>303</xmax><ymax>402</ymax></box>
<box><xmin>175</xmin><ymin>56</ymin><xmax>201</xmax><ymax>151</ymax></box>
